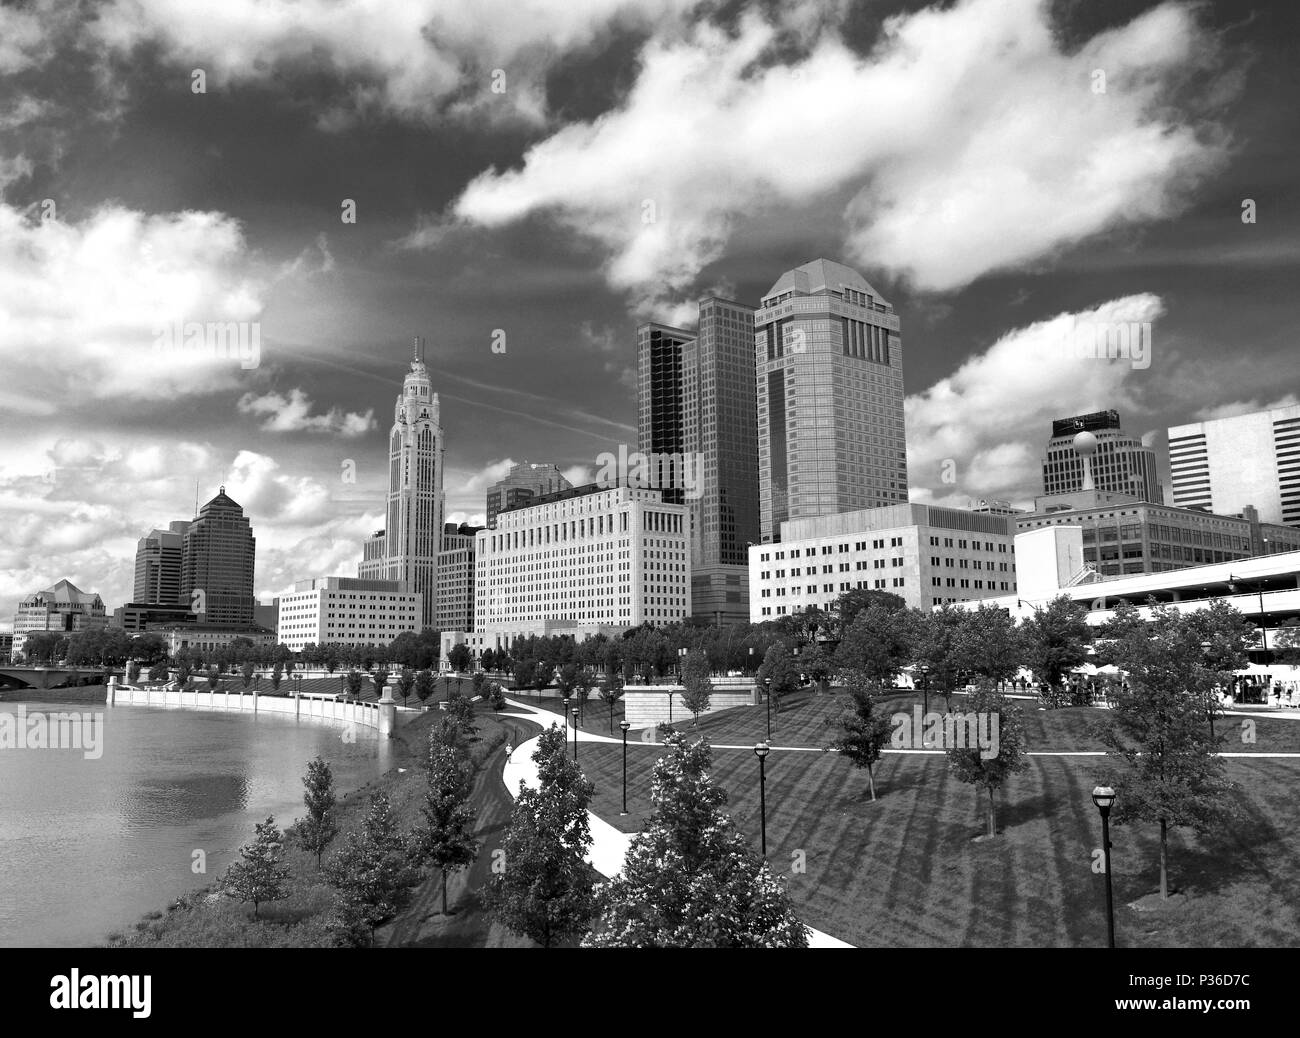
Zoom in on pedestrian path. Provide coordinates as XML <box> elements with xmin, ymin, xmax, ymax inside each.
<box><xmin>499</xmin><ymin>698</ymin><xmax>853</xmax><ymax>948</ymax></box>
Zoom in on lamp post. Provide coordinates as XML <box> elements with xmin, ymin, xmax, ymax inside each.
<box><xmin>1091</xmin><ymin>785</ymin><xmax>1117</xmax><ymax>948</ymax></box>
<box><xmin>748</xmin><ymin>646</ymin><xmax>754</xmax><ymax>675</ymax></box>
<box><xmin>572</xmin><ymin>707</ymin><xmax>580</xmax><ymax>761</ymax></box>
<box><xmin>754</xmin><ymin>742</ymin><xmax>770</xmax><ymax>856</ymax></box>
<box><xmin>764</xmin><ymin>677</ymin><xmax>772</xmax><ymax>742</ymax></box>
<box><xmin>918</xmin><ymin>664</ymin><xmax>930</xmax><ymax>716</ymax></box>
<box><xmin>619</xmin><ymin>720</ymin><xmax>631</xmax><ymax>815</ymax></box>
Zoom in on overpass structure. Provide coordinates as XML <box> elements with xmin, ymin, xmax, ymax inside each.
<box><xmin>0</xmin><ymin>666</ymin><xmax>112</xmax><ymax>690</ymax></box>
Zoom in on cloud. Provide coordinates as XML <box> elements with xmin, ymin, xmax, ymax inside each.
<box><xmin>451</xmin><ymin>0</ymin><xmax>1233</xmax><ymax>310</ymax></box>
<box><xmin>237</xmin><ymin>388</ymin><xmax>375</xmax><ymax>437</ymax></box>
<box><xmin>0</xmin><ymin>203</ymin><xmax>270</xmax><ymax>402</ymax></box>
<box><xmin>1195</xmin><ymin>393</ymin><xmax>1300</xmax><ymax>422</ymax></box>
<box><xmin>905</xmin><ymin>293</ymin><xmax>1166</xmax><ymax>508</ymax></box>
<box><xmin>85</xmin><ymin>0</ymin><xmax>703</xmax><ymax>127</ymax></box>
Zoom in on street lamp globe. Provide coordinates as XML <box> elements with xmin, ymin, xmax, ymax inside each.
<box><xmin>754</xmin><ymin>741</ymin><xmax>771</xmax><ymax>760</ymax></box>
<box><xmin>1091</xmin><ymin>785</ymin><xmax>1116</xmax><ymax>812</ymax></box>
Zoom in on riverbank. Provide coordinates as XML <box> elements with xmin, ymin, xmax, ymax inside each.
<box><xmin>105</xmin><ymin>704</ymin><xmax>536</xmax><ymax>947</ymax></box>
<box><xmin>0</xmin><ymin>682</ymin><xmax>108</xmax><ymax>703</ymax></box>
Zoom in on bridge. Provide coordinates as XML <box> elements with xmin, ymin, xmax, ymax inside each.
<box><xmin>0</xmin><ymin>666</ymin><xmax>113</xmax><ymax>690</ymax></box>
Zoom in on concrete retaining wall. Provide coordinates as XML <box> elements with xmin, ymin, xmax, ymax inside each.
<box><xmin>623</xmin><ymin>679</ymin><xmax>755</xmax><ymax>726</ymax></box>
<box><xmin>107</xmin><ymin>681</ymin><xmax>415</xmax><ymax>734</ymax></box>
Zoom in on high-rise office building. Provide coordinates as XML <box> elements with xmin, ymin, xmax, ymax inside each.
<box><xmin>358</xmin><ymin>337</ymin><xmax>446</xmax><ymax>631</ymax></box>
<box><xmin>485</xmin><ymin>462</ymin><xmax>571</xmax><ymax>528</ymax></box>
<box><xmin>1168</xmin><ymin>403</ymin><xmax>1300</xmax><ymax>527</ymax></box>
<box><xmin>133</xmin><ymin>521</ymin><xmax>190</xmax><ymax>604</ymax></box>
<box><xmin>756</xmin><ymin>258</ymin><xmax>908</xmax><ymax>543</ymax></box>
<box><xmin>1042</xmin><ymin>411</ymin><xmax>1161</xmax><ymax>503</ymax></box>
<box><xmin>636</xmin><ymin>300</ymin><xmax>759</xmax><ymax>625</ymax></box>
<box><xmin>180</xmin><ymin>488</ymin><xmax>256</xmax><ymax>626</ymax></box>
<box><xmin>636</xmin><ymin>322</ymin><xmax>693</xmax><ymax>506</ymax></box>
<box><xmin>436</xmin><ymin>522</ymin><xmax>482</xmax><ymax>633</ymax></box>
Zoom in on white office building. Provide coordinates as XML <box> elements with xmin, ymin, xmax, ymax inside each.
<box><xmin>1169</xmin><ymin>403</ymin><xmax>1300</xmax><ymax>527</ymax></box>
<box><xmin>453</xmin><ymin>483</ymin><xmax>690</xmax><ymax>655</ymax></box>
<box><xmin>748</xmin><ymin>503</ymin><xmax>1018</xmax><ymax>620</ymax></box>
<box><xmin>276</xmin><ymin>576</ymin><xmax>422</xmax><ymax>652</ymax></box>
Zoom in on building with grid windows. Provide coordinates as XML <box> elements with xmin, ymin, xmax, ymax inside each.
<box><xmin>276</xmin><ymin>577</ymin><xmax>421</xmax><ymax>652</ymax></box>
<box><xmin>1042</xmin><ymin>411</ymin><xmax>1161</xmax><ymax>504</ymax></box>
<box><xmin>1168</xmin><ymin>402</ymin><xmax>1300</xmax><ymax>527</ymax></box>
<box><xmin>12</xmin><ymin>579</ymin><xmax>107</xmax><ymax>660</ymax></box>
<box><xmin>436</xmin><ymin>522</ymin><xmax>481</xmax><ymax>633</ymax></box>
<box><xmin>755</xmin><ymin>259</ymin><xmax>908</xmax><ymax>543</ymax></box>
<box><xmin>450</xmin><ymin>483</ymin><xmax>689</xmax><ymax>657</ymax></box>
<box><xmin>133</xmin><ymin>521</ymin><xmax>190</xmax><ymax>605</ymax></box>
<box><xmin>748</xmin><ymin>504</ymin><xmax>1017</xmax><ymax>620</ymax></box>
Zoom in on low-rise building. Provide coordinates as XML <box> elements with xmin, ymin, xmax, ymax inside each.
<box><xmin>748</xmin><ymin>503</ymin><xmax>1018</xmax><ymax>620</ymax></box>
<box><xmin>276</xmin><ymin>577</ymin><xmax>421</xmax><ymax>652</ymax></box>
<box><xmin>12</xmin><ymin>579</ymin><xmax>106</xmax><ymax>659</ymax></box>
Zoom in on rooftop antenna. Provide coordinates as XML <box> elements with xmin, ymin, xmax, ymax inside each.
<box><xmin>413</xmin><ymin>335</ymin><xmax>423</xmax><ymax>362</ymax></box>
<box><xmin>195</xmin><ymin>477</ymin><xmax>199</xmax><ymax>517</ymax></box>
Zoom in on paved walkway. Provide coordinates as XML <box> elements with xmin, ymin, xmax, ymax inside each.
<box><xmin>498</xmin><ymin>698</ymin><xmax>853</xmax><ymax>948</ymax></box>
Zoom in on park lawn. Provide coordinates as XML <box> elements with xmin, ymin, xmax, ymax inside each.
<box><xmin>524</xmin><ymin>692</ymin><xmax>629</xmax><ymax>734</ymax></box>
<box><xmin>574</xmin><ymin>735</ymin><xmax>1300</xmax><ymax>948</ymax></box>
<box><xmin>673</xmin><ymin>689</ymin><xmax>1300</xmax><ymax>754</ymax></box>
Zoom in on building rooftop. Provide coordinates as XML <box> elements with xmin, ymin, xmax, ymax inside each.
<box><xmin>762</xmin><ymin>258</ymin><xmax>888</xmax><ymax>308</ymax></box>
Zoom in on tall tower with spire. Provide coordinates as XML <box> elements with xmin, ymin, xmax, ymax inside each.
<box><xmin>358</xmin><ymin>337</ymin><xmax>446</xmax><ymax>631</ymax></box>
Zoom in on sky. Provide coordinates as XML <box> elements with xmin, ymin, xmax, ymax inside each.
<box><xmin>1</xmin><ymin>0</ymin><xmax>1298</xmax><ymax>627</ymax></box>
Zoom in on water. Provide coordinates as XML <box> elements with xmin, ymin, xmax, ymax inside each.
<box><xmin>0</xmin><ymin>700</ymin><xmax>392</xmax><ymax>947</ymax></box>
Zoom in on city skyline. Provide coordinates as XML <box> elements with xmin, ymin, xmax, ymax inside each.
<box><xmin>3</xmin><ymin>0</ymin><xmax>1300</xmax><ymax>624</ymax></box>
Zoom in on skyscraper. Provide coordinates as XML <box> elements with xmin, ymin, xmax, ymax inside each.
<box><xmin>133</xmin><ymin>520</ymin><xmax>190</xmax><ymax>604</ymax></box>
<box><xmin>358</xmin><ymin>337</ymin><xmax>446</xmax><ymax>631</ymax></box>
<box><xmin>756</xmin><ymin>258</ymin><xmax>908</xmax><ymax>542</ymax></box>
<box><xmin>485</xmin><ymin>462</ymin><xmax>571</xmax><ymax>528</ymax></box>
<box><xmin>1042</xmin><ymin>411</ymin><xmax>1161</xmax><ymax>503</ymax></box>
<box><xmin>180</xmin><ymin>488</ymin><xmax>255</xmax><ymax>625</ymax></box>
<box><xmin>1168</xmin><ymin>403</ymin><xmax>1300</xmax><ymax>527</ymax></box>
<box><xmin>636</xmin><ymin>322</ymin><xmax>692</xmax><ymax>505</ymax></box>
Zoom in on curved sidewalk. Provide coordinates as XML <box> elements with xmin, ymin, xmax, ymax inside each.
<box><xmin>499</xmin><ymin>698</ymin><xmax>853</xmax><ymax>948</ymax></box>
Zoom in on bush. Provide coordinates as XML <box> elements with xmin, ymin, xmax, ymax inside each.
<box><xmin>487</xmin><ymin>683</ymin><xmax>507</xmax><ymax>711</ymax></box>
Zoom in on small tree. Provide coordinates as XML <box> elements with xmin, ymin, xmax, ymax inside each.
<box><xmin>599</xmin><ymin>682</ymin><xmax>623</xmax><ymax>734</ymax></box>
<box><xmin>1019</xmin><ymin>595</ymin><xmax>1092</xmax><ymax>703</ymax></box>
<box><xmin>483</xmin><ymin>726</ymin><xmax>596</xmax><ymax>947</ymax></box>
<box><xmin>1097</xmin><ymin>601</ymin><xmax>1244</xmax><ymax>899</ymax></box>
<box><xmin>295</xmin><ymin>756</ymin><xmax>339</xmax><ymax>869</ymax></box>
<box><xmin>414</xmin><ymin>668</ymin><xmax>435</xmax><ymax>708</ymax></box>
<box><xmin>471</xmin><ymin>672</ymin><xmax>487</xmax><ymax>698</ymax></box>
<box><xmin>396</xmin><ymin>667</ymin><xmax>415</xmax><ymax>707</ymax></box>
<box><xmin>327</xmin><ymin>791</ymin><xmax>421</xmax><ymax>945</ymax></box>
<box><xmin>755</xmin><ymin>644</ymin><xmax>800</xmax><ymax>716</ymax></box>
<box><xmin>801</xmin><ymin>642</ymin><xmax>833</xmax><ymax>694</ymax></box>
<box><xmin>324</xmin><ymin>651</ymin><xmax>339</xmax><ymax>674</ymax></box>
<box><xmin>583</xmin><ymin>732</ymin><xmax>808</xmax><ymax>947</ymax></box>
<box><xmin>374</xmin><ymin>667</ymin><xmax>390</xmax><ymax>696</ymax></box>
<box><xmin>409</xmin><ymin>742</ymin><xmax>478</xmax><ymax>915</ymax></box>
<box><xmin>241</xmin><ymin>660</ymin><xmax>256</xmax><ymax>690</ymax></box>
<box><xmin>345</xmin><ymin>669</ymin><xmax>363</xmax><ymax>699</ymax></box>
<box><xmin>205</xmin><ymin>665</ymin><xmax>219</xmax><ymax>691</ymax></box>
<box><xmin>680</xmin><ymin>648</ymin><xmax>712</xmax><ymax>727</ymax></box>
<box><xmin>448</xmin><ymin>643</ymin><xmax>471</xmax><ymax>672</ymax></box>
<box><xmin>270</xmin><ymin>661</ymin><xmax>283</xmax><ymax>692</ymax></box>
<box><xmin>825</xmin><ymin>669</ymin><xmax>893</xmax><ymax>801</ymax></box>
<box><xmin>835</xmin><ymin>606</ymin><xmax>915</xmax><ymax>686</ymax></box>
<box><xmin>946</xmin><ymin>680</ymin><xmax>1029</xmax><ymax>838</ymax></box>
<box><xmin>224</xmin><ymin>816</ymin><xmax>290</xmax><ymax>919</ymax></box>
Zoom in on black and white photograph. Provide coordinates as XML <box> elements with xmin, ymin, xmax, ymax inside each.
<box><xmin>0</xmin><ymin>0</ymin><xmax>1296</xmax><ymax>1013</ymax></box>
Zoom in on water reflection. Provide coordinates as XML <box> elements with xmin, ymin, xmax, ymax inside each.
<box><xmin>0</xmin><ymin>702</ymin><xmax>389</xmax><ymax>947</ymax></box>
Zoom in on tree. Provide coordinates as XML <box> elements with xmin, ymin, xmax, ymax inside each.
<box><xmin>409</xmin><ymin>742</ymin><xmax>478</xmax><ymax>915</ymax></box>
<box><xmin>414</xmin><ymin>668</ymin><xmax>435</xmax><ymax>709</ymax></box>
<box><xmin>324</xmin><ymin>650</ymin><xmax>339</xmax><ymax>674</ymax></box>
<box><xmin>1019</xmin><ymin>595</ymin><xmax>1092</xmax><ymax>700</ymax></box>
<box><xmin>395</xmin><ymin>667</ymin><xmax>415</xmax><ymax>707</ymax></box>
<box><xmin>374</xmin><ymin>667</ymin><xmax>390</xmax><ymax>695</ymax></box>
<box><xmin>680</xmin><ymin>648</ymin><xmax>712</xmax><ymax>727</ymax></box>
<box><xmin>205</xmin><ymin>665</ymin><xmax>220</xmax><ymax>691</ymax></box>
<box><xmin>448</xmin><ymin>643</ymin><xmax>472</xmax><ymax>672</ymax></box>
<box><xmin>912</xmin><ymin>605</ymin><xmax>966</xmax><ymax>712</ymax></box>
<box><xmin>241</xmin><ymin>660</ymin><xmax>256</xmax><ymax>689</ymax></box>
<box><xmin>583</xmin><ymin>732</ymin><xmax>808</xmax><ymax>947</ymax></box>
<box><xmin>825</xmin><ymin>670</ymin><xmax>894</xmax><ymax>801</ymax></box>
<box><xmin>834</xmin><ymin>606</ymin><xmax>916</xmax><ymax>686</ymax></box>
<box><xmin>512</xmin><ymin>660</ymin><xmax>536</xmax><ymax>694</ymax></box>
<box><xmin>831</xmin><ymin>587</ymin><xmax>906</xmax><ymax>636</ymax></box>
<box><xmin>1097</xmin><ymin>601</ymin><xmax>1244</xmax><ymax>899</ymax></box>
<box><xmin>946</xmin><ymin>680</ymin><xmax>1029</xmax><ymax>838</ymax></box>
<box><xmin>483</xmin><ymin>727</ymin><xmax>596</xmax><ymax>947</ymax></box>
<box><xmin>599</xmin><ymin>681</ymin><xmax>623</xmax><ymax>734</ymax></box>
<box><xmin>954</xmin><ymin>605</ymin><xmax>1023</xmax><ymax>685</ymax></box>
<box><xmin>801</xmin><ymin>642</ymin><xmax>834</xmax><ymax>694</ymax></box>
<box><xmin>345</xmin><ymin>669</ymin><xmax>363</xmax><ymax>699</ymax></box>
<box><xmin>223</xmin><ymin>816</ymin><xmax>290</xmax><ymax>919</ymax></box>
<box><xmin>295</xmin><ymin>756</ymin><xmax>339</xmax><ymax>869</ymax></box>
<box><xmin>327</xmin><ymin>791</ymin><xmax>421</xmax><ymax>945</ymax></box>
<box><xmin>270</xmin><ymin>661</ymin><xmax>283</xmax><ymax>692</ymax></box>
<box><xmin>755</xmin><ymin>643</ymin><xmax>800</xmax><ymax>715</ymax></box>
